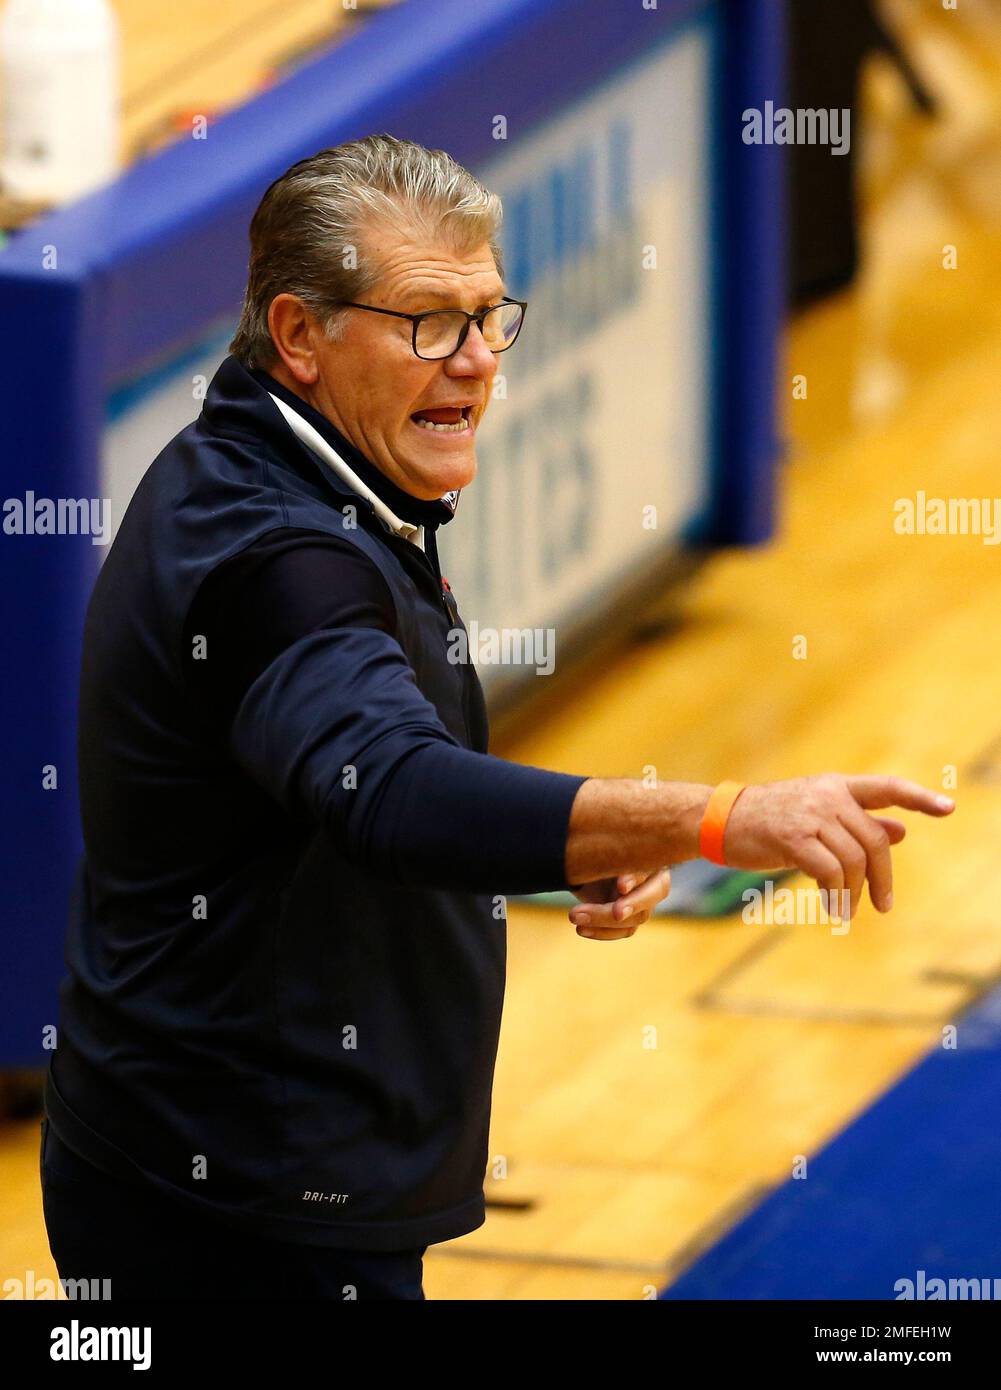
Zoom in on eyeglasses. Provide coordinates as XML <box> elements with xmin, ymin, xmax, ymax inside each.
<box><xmin>335</xmin><ymin>295</ymin><xmax>528</xmax><ymax>361</ymax></box>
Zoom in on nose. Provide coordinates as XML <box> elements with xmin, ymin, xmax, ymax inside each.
<box><xmin>446</xmin><ymin>320</ymin><xmax>498</xmax><ymax>382</ymax></box>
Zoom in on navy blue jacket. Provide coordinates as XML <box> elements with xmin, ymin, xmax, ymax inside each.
<box><xmin>45</xmin><ymin>355</ymin><xmax>587</xmax><ymax>1251</ymax></box>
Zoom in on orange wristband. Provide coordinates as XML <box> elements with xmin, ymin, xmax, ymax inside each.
<box><xmin>698</xmin><ymin>781</ymin><xmax>748</xmax><ymax>866</ymax></box>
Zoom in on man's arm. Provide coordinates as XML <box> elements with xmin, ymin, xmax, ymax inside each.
<box><xmin>186</xmin><ymin>531</ymin><xmax>954</xmax><ymax>912</ymax></box>
<box><xmin>564</xmin><ymin>778</ymin><xmax>713</xmax><ymax>885</ymax></box>
<box><xmin>564</xmin><ymin>772</ymin><xmax>954</xmax><ymax>921</ymax></box>
<box><xmin>184</xmin><ymin>529</ymin><xmax>587</xmax><ymax>895</ymax></box>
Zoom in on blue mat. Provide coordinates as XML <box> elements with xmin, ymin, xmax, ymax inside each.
<box><xmin>661</xmin><ymin>985</ymin><xmax>1001</xmax><ymax>1299</ymax></box>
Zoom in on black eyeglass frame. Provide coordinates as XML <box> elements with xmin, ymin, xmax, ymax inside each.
<box><xmin>334</xmin><ymin>295</ymin><xmax>528</xmax><ymax>360</ymax></box>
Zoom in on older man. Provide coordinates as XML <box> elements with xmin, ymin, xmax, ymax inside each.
<box><xmin>41</xmin><ymin>134</ymin><xmax>952</xmax><ymax>1301</ymax></box>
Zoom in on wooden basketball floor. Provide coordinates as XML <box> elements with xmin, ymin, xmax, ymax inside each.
<box><xmin>2</xmin><ymin>0</ymin><xmax>1000</xmax><ymax>1299</ymax></box>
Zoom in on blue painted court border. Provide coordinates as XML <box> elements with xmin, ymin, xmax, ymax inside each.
<box><xmin>661</xmin><ymin>982</ymin><xmax>1001</xmax><ymax>1299</ymax></box>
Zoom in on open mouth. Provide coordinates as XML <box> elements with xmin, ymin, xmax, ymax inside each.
<box><xmin>409</xmin><ymin>405</ymin><xmax>473</xmax><ymax>435</ymax></box>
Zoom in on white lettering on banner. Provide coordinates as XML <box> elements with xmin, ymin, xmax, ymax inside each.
<box><xmin>439</xmin><ymin>27</ymin><xmax>712</xmax><ymax>658</ymax></box>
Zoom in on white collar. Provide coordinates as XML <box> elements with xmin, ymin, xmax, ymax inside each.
<box><xmin>267</xmin><ymin>392</ymin><xmax>425</xmax><ymax>552</ymax></box>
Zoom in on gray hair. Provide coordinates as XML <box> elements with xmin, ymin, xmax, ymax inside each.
<box><xmin>229</xmin><ymin>133</ymin><xmax>504</xmax><ymax>369</ymax></box>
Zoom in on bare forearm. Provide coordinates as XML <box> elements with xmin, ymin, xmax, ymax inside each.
<box><xmin>564</xmin><ymin>777</ymin><xmax>714</xmax><ymax>885</ymax></box>
<box><xmin>565</xmin><ymin>772</ymin><xmax>955</xmax><ymax>921</ymax></box>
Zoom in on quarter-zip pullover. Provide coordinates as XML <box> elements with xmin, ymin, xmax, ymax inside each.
<box><xmin>44</xmin><ymin>354</ymin><xmax>587</xmax><ymax>1251</ymax></box>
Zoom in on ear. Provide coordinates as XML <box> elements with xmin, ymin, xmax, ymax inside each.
<box><xmin>267</xmin><ymin>294</ymin><xmax>321</xmax><ymax>387</ymax></box>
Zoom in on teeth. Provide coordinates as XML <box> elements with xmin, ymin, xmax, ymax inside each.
<box><xmin>413</xmin><ymin>415</ymin><xmax>469</xmax><ymax>432</ymax></box>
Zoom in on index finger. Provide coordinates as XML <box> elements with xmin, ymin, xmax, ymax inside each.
<box><xmin>843</xmin><ymin>776</ymin><xmax>955</xmax><ymax>816</ymax></box>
